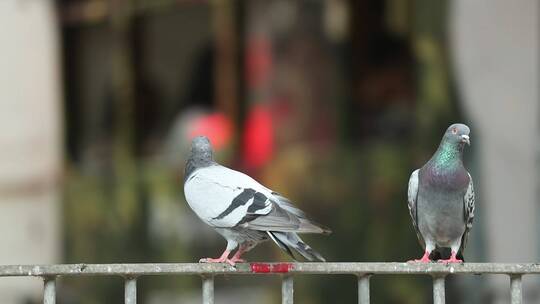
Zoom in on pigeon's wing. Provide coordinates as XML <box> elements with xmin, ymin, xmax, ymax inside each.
<box><xmin>240</xmin><ymin>196</ymin><xmax>331</xmax><ymax>234</ymax></box>
<box><xmin>265</xmin><ymin>191</ymin><xmax>332</xmax><ymax>234</ymax></box>
<box><xmin>460</xmin><ymin>173</ymin><xmax>475</xmax><ymax>252</ymax></box>
<box><xmin>184</xmin><ymin>165</ymin><xmax>273</xmax><ymax>228</ymax></box>
<box><xmin>269</xmin><ymin>192</ymin><xmax>307</xmax><ymax>218</ymax></box>
<box><xmin>184</xmin><ymin>165</ymin><xmax>328</xmax><ymax>234</ymax></box>
<box><xmin>407</xmin><ymin>169</ymin><xmax>425</xmax><ymax>248</ymax></box>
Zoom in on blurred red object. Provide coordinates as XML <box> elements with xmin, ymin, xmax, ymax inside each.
<box><xmin>188</xmin><ymin>112</ymin><xmax>233</xmax><ymax>150</ymax></box>
<box><xmin>242</xmin><ymin>105</ymin><xmax>274</xmax><ymax>169</ymax></box>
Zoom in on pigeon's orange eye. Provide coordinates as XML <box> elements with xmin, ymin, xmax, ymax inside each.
<box><xmin>451</xmin><ymin>128</ymin><xmax>457</xmax><ymax>134</ymax></box>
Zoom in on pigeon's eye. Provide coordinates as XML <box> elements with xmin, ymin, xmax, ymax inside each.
<box><xmin>451</xmin><ymin>128</ymin><xmax>457</xmax><ymax>134</ymax></box>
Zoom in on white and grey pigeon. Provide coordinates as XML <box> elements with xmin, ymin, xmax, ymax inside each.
<box><xmin>184</xmin><ymin>136</ymin><xmax>331</xmax><ymax>265</ymax></box>
<box><xmin>407</xmin><ymin>123</ymin><xmax>475</xmax><ymax>263</ymax></box>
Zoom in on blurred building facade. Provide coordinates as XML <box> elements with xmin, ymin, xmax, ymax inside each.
<box><xmin>451</xmin><ymin>0</ymin><xmax>539</xmax><ymax>302</ymax></box>
<box><xmin>0</xmin><ymin>1</ymin><xmax>62</xmax><ymax>303</ymax></box>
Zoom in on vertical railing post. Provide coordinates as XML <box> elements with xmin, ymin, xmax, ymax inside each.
<box><xmin>282</xmin><ymin>274</ymin><xmax>294</xmax><ymax>304</ymax></box>
<box><xmin>202</xmin><ymin>275</ymin><xmax>215</xmax><ymax>304</ymax></box>
<box><xmin>124</xmin><ymin>276</ymin><xmax>137</xmax><ymax>304</ymax></box>
<box><xmin>432</xmin><ymin>275</ymin><xmax>446</xmax><ymax>304</ymax></box>
<box><xmin>43</xmin><ymin>276</ymin><xmax>56</xmax><ymax>304</ymax></box>
<box><xmin>357</xmin><ymin>274</ymin><xmax>370</xmax><ymax>304</ymax></box>
<box><xmin>510</xmin><ymin>275</ymin><xmax>523</xmax><ymax>304</ymax></box>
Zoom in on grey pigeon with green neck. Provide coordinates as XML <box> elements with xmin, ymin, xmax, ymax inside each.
<box><xmin>407</xmin><ymin>123</ymin><xmax>475</xmax><ymax>263</ymax></box>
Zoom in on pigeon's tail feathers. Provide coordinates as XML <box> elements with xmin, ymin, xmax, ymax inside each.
<box><xmin>303</xmin><ymin>219</ymin><xmax>332</xmax><ymax>235</ymax></box>
<box><xmin>267</xmin><ymin>231</ymin><xmax>296</xmax><ymax>260</ymax></box>
<box><xmin>268</xmin><ymin>231</ymin><xmax>326</xmax><ymax>262</ymax></box>
<box><xmin>292</xmin><ymin>217</ymin><xmax>332</xmax><ymax>235</ymax></box>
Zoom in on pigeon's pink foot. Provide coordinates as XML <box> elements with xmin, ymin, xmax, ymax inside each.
<box><xmin>199</xmin><ymin>257</ymin><xmax>226</xmax><ymax>263</ymax></box>
<box><xmin>408</xmin><ymin>251</ymin><xmax>431</xmax><ymax>263</ymax></box>
<box><xmin>199</xmin><ymin>250</ymin><xmax>233</xmax><ymax>265</ymax></box>
<box><xmin>229</xmin><ymin>257</ymin><xmax>246</xmax><ymax>264</ymax></box>
<box><xmin>438</xmin><ymin>251</ymin><xmax>463</xmax><ymax>264</ymax></box>
<box><xmin>226</xmin><ymin>245</ymin><xmax>248</xmax><ymax>265</ymax></box>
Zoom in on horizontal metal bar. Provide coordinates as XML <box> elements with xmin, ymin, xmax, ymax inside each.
<box><xmin>0</xmin><ymin>263</ymin><xmax>539</xmax><ymax>277</ymax></box>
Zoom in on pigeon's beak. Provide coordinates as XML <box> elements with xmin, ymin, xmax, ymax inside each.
<box><xmin>461</xmin><ymin>134</ymin><xmax>470</xmax><ymax>145</ymax></box>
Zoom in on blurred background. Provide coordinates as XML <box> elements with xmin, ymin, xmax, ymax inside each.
<box><xmin>0</xmin><ymin>0</ymin><xmax>538</xmax><ymax>303</ymax></box>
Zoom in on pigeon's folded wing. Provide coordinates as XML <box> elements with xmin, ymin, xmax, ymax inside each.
<box><xmin>266</xmin><ymin>191</ymin><xmax>331</xmax><ymax>234</ymax></box>
<box><xmin>239</xmin><ymin>203</ymin><xmax>330</xmax><ymax>234</ymax></box>
<box><xmin>184</xmin><ymin>165</ymin><xmax>274</xmax><ymax>228</ymax></box>
<box><xmin>269</xmin><ymin>192</ymin><xmax>307</xmax><ymax>218</ymax></box>
<box><xmin>407</xmin><ymin>169</ymin><xmax>425</xmax><ymax>248</ymax></box>
<box><xmin>460</xmin><ymin>173</ymin><xmax>475</xmax><ymax>251</ymax></box>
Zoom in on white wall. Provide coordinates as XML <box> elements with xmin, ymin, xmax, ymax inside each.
<box><xmin>0</xmin><ymin>1</ymin><xmax>62</xmax><ymax>302</ymax></box>
<box><xmin>451</xmin><ymin>0</ymin><xmax>539</xmax><ymax>302</ymax></box>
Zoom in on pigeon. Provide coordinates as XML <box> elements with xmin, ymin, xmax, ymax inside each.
<box><xmin>184</xmin><ymin>136</ymin><xmax>331</xmax><ymax>265</ymax></box>
<box><xmin>407</xmin><ymin>123</ymin><xmax>475</xmax><ymax>263</ymax></box>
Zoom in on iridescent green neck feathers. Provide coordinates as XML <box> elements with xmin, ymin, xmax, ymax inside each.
<box><xmin>429</xmin><ymin>139</ymin><xmax>464</xmax><ymax>170</ymax></box>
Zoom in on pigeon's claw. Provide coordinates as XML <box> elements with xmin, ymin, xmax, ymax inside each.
<box><xmin>229</xmin><ymin>257</ymin><xmax>245</xmax><ymax>264</ymax></box>
<box><xmin>407</xmin><ymin>251</ymin><xmax>431</xmax><ymax>263</ymax></box>
<box><xmin>199</xmin><ymin>257</ymin><xmax>238</xmax><ymax>266</ymax></box>
<box><xmin>438</xmin><ymin>257</ymin><xmax>463</xmax><ymax>264</ymax></box>
<box><xmin>199</xmin><ymin>250</ymin><xmax>232</xmax><ymax>264</ymax></box>
<box><xmin>225</xmin><ymin>259</ymin><xmax>237</xmax><ymax>266</ymax></box>
<box><xmin>438</xmin><ymin>251</ymin><xmax>463</xmax><ymax>264</ymax></box>
<box><xmin>199</xmin><ymin>257</ymin><xmax>224</xmax><ymax>263</ymax></box>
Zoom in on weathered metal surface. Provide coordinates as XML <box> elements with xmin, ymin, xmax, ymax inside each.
<box><xmin>2</xmin><ymin>263</ymin><xmax>540</xmax><ymax>277</ymax></box>
<box><xmin>281</xmin><ymin>274</ymin><xmax>294</xmax><ymax>304</ymax></box>
<box><xmin>43</xmin><ymin>277</ymin><xmax>56</xmax><ymax>304</ymax></box>
<box><xmin>20</xmin><ymin>263</ymin><xmax>540</xmax><ymax>303</ymax></box>
<box><xmin>432</xmin><ymin>275</ymin><xmax>446</xmax><ymax>304</ymax></box>
<box><xmin>357</xmin><ymin>275</ymin><xmax>370</xmax><ymax>304</ymax></box>
<box><xmin>202</xmin><ymin>275</ymin><xmax>214</xmax><ymax>304</ymax></box>
<box><xmin>510</xmin><ymin>275</ymin><xmax>523</xmax><ymax>304</ymax></box>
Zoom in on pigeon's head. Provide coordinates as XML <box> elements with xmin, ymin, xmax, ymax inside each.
<box><xmin>190</xmin><ymin>136</ymin><xmax>213</xmax><ymax>160</ymax></box>
<box><xmin>443</xmin><ymin>123</ymin><xmax>470</xmax><ymax>146</ymax></box>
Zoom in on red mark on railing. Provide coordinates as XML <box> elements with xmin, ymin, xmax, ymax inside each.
<box><xmin>250</xmin><ymin>263</ymin><xmax>293</xmax><ymax>273</ymax></box>
<box><xmin>272</xmin><ymin>263</ymin><xmax>293</xmax><ymax>273</ymax></box>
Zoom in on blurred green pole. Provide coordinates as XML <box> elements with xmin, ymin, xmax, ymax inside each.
<box><xmin>110</xmin><ymin>0</ymin><xmax>138</xmax><ymax>227</ymax></box>
<box><xmin>413</xmin><ymin>0</ymin><xmax>454</xmax><ymax>137</ymax></box>
<box><xmin>211</xmin><ymin>0</ymin><xmax>245</xmax><ymax>152</ymax></box>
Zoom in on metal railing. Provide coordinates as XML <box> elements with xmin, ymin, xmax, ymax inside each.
<box><xmin>1</xmin><ymin>262</ymin><xmax>537</xmax><ymax>304</ymax></box>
